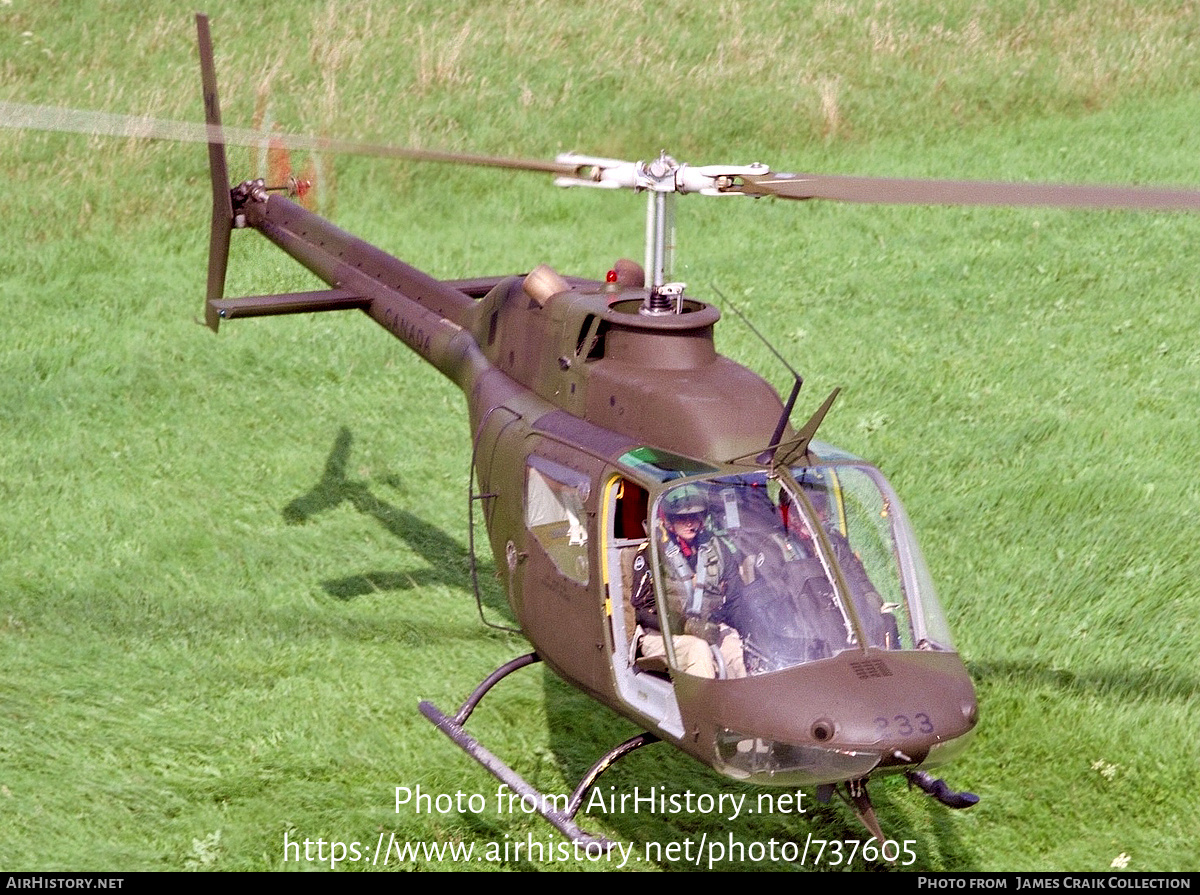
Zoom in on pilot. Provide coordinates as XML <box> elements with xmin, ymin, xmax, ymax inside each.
<box><xmin>631</xmin><ymin>485</ymin><xmax>747</xmax><ymax>679</ymax></box>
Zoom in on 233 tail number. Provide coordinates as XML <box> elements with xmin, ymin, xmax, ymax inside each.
<box><xmin>874</xmin><ymin>712</ymin><xmax>934</xmax><ymax>737</ymax></box>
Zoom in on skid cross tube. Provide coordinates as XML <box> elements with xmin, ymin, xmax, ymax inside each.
<box><xmin>419</xmin><ymin>652</ymin><xmax>660</xmax><ymax>849</ymax></box>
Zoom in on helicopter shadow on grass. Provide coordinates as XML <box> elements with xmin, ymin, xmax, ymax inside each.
<box><xmin>282</xmin><ymin>426</ymin><xmax>513</xmax><ymax>624</ymax></box>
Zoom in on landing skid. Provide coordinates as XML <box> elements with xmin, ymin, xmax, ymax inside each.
<box><xmin>419</xmin><ymin>651</ymin><xmax>660</xmax><ymax>850</ymax></box>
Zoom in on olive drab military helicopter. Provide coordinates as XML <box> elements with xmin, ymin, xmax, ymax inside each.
<box><xmin>182</xmin><ymin>14</ymin><xmax>1200</xmax><ymax>850</ymax></box>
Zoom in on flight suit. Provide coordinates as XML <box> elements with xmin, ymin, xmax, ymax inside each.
<box><xmin>631</xmin><ymin>534</ymin><xmax>747</xmax><ymax>679</ymax></box>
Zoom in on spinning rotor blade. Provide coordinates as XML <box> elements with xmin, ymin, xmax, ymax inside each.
<box><xmin>8</xmin><ymin>95</ymin><xmax>1199</xmax><ymax>213</ymax></box>
<box><xmin>735</xmin><ymin>171</ymin><xmax>1200</xmax><ymax>212</ymax></box>
<box><xmin>0</xmin><ymin>101</ymin><xmax>587</xmax><ymax>178</ymax></box>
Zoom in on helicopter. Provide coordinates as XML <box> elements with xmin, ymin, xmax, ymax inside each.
<box><xmin>181</xmin><ymin>14</ymin><xmax>1200</xmax><ymax>851</ymax></box>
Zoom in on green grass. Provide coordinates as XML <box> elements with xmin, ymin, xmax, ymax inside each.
<box><xmin>2</xmin><ymin>0</ymin><xmax>1199</xmax><ymax>872</ymax></box>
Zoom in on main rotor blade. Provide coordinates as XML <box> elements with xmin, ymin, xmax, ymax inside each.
<box><xmin>10</xmin><ymin>99</ymin><xmax>1199</xmax><ymax>213</ymax></box>
<box><xmin>0</xmin><ymin>100</ymin><xmax>584</xmax><ymax>177</ymax></box>
<box><xmin>737</xmin><ymin>171</ymin><xmax>1200</xmax><ymax>212</ymax></box>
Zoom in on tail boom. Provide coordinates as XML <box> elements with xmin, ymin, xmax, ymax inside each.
<box><xmin>196</xmin><ymin>15</ymin><xmax>486</xmax><ymax>387</ymax></box>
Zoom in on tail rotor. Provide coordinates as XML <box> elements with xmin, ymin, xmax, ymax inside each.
<box><xmin>196</xmin><ymin>13</ymin><xmax>232</xmax><ymax>332</ymax></box>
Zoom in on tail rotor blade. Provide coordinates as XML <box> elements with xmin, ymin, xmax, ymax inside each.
<box><xmin>197</xmin><ymin>13</ymin><xmax>232</xmax><ymax>332</ymax></box>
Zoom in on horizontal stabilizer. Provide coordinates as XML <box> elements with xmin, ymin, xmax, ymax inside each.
<box><xmin>208</xmin><ymin>288</ymin><xmax>369</xmax><ymax>322</ymax></box>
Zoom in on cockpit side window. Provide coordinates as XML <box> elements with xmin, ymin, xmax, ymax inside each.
<box><xmin>525</xmin><ymin>457</ymin><xmax>590</xmax><ymax>585</ymax></box>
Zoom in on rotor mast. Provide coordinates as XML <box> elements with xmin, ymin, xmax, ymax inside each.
<box><xmin>644</xmin><ymin>164</ymin><xmax>676</xmax><ymax>301</ymax></box>
<box><xmin>553</xmin><ymin>152</ymin><xmax>768</xmax><ymax>313</ymax></box>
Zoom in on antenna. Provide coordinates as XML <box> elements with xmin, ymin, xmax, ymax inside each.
<box><xmin>714</xmin><ymin>286</ymin><xmax>805</xmax><ymax>463</ymax></box>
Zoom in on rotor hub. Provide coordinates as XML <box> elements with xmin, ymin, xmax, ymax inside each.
<box><xmin>640</xmin><ymin>281</ymin><xmax>687</xmax><ymax>316</ymax></box>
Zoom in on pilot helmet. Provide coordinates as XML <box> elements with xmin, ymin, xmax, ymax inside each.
<box><xmin>663</xmin><ymin>484</ymin><xmax>707</xmax><ymax>518</ymax></box>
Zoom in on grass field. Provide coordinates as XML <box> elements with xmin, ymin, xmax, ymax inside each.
<box><xmin>2</xmin><ymin>0</ymin><xmax>1198</xmax><ymax>872</ymax></box>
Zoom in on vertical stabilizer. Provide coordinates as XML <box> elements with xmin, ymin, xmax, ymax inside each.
<box><xmin>196</xmin><ymin>14</ymin><xmax>232</xmax><ymax>332</ymax></box>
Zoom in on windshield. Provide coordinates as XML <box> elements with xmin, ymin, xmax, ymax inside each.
<box><xmin>648</xmin><ymin>464</ymin><xmax>953</xmax><ymax>677</ymax></box>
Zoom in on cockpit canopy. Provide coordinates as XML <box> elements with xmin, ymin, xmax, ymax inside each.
<box><xmin>649</xmin><ymin>463</ymin><xmax>953</xmax><ymax>677</ymax></box>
